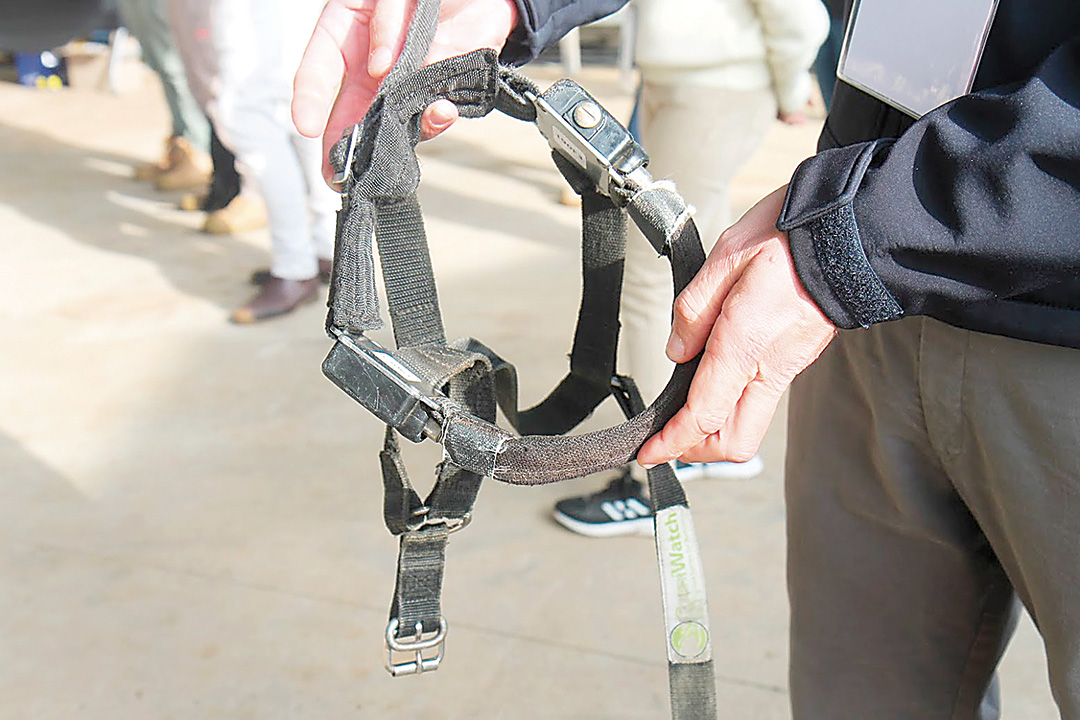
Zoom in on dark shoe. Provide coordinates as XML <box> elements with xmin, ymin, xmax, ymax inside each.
<box><xmin>552</xmin><ymin>469</ymin><xmax>653</xmax><ymax>538</ymax></box>
<box><xmin>229</xmin><ymin>276</ymin><xmax>320</xmax><ymax>324</ymax></box>
<box><xmin>250</xmin><ymin>258</ymin><xmax>332</xmax><ymax>287</ymax></box>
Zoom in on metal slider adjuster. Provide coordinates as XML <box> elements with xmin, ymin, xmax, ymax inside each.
<box><xmin>331</xmin><ymin>124</ymin><xmax>361</xmax><ymax>189</ymax></box>
<box><xmin>385</xmin><ymin>617</ymin><xmax>448</xmax><ymax>676</ymax></box>
<box><xmin>526</xmin><ymin>81</ymin><xmax>651</xmax><ymax>199</ymax></box>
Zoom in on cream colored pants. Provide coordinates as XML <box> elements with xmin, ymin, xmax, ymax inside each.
<box><xmin>619</xmin><ymin>81</ymin><xmax>776</xmax><ymax>403</ymax></box>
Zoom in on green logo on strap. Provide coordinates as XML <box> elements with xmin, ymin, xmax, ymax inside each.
<box><xmin>670</xmin><ymin>621</ymin><xmax>708</xmax><ymax>659</ymax></box>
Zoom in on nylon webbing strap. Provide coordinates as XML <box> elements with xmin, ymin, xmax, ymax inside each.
<box><xmin>322</xmin><ymin>6</ymin><xmax>718</xmax><ymax>712</ymax></box>
<box><xmin>376</xmin><ymin>197</ymin><xmax>445</xmax><ymax>347</ymax></box>
<box><xmin>492</xmin><ymin>154</ymin><xmax>626</xmax><ymax>437</ymax></box>
<box><xmin>327</xmin><ymin>48</ymin><xmax>506</xmax><ymax>335</ymax></box>
<box><xmin>613</xmin><ymin>376</ymin><xmax>717</xmax><ymax>720</ymax></box>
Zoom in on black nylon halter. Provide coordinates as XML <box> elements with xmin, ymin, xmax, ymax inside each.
<box><xmin>320</xmin><ymin>6</ymin><xmax>717</xmax><ymax>717</ymax></box>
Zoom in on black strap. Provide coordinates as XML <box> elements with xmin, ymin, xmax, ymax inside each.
<box><xmin>613</xmin><ymin>376</ymin><xmax>717</xmax><ymax>720</ymax></box>
<box><xmin>381</xmin><ymin>343</ymin><xmax>494</xmax><ymax>644</ymax></box>
<box><xmin>486</xmin><ymin>153</ymin><xmax>626</xmax><ymax>436</ymax></box>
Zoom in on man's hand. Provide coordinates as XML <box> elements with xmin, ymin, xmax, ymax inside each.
<box><xmin>637</xmin><ymin>187</ymin><xmax>837</xmax><ymax>467</ymax></box>
<box><xmin>291</xmin><ymin>0</ymin><xmax>518</xmax><ymax>183</ymax></box>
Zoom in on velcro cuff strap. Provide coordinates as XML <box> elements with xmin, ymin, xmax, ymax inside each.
<box><xmin>778</xmin><ymin>139</ymin><xmax>903</xmax><ymax>329</ymax></box>
<box><xmin>786</xmin><ymin>204</ymin><xmax>903</xmax><ymax>329</ymax></box>
<box><xmin>777</xmin><ymin>139</ymin><xmax>892</xmax><ymax>227</ymax></box>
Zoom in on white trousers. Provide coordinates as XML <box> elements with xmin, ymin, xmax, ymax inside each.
<box><xmin>619</xmin><ymin>82</ymin><xmax>776</xmax><ymax>403</ymax></box>
<box><xmin>206</xmin><ymin>0</ymin><xmax>336</xmax><ymax>279</ymax></box>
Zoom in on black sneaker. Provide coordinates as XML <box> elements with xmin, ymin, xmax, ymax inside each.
<box><xmin>552</xmin><ymin>470</ymin><xmax>654</xmax><ymax>537</ymax></box>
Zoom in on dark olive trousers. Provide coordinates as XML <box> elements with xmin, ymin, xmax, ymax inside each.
<box><xmin>786</xmin><ymin>317</ymin><xmax>1080</xmax><ymax>719</ymax></box>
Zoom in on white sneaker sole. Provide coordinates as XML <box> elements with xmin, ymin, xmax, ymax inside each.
<box><xmin>552</xmin><ymin>510</ymin><xmax>654</xmax><ymax>538</ymax></box>
<box><xmin>676</xmin><ymin>455</ymin><xmax>765</xmax><ymax>482</ymax></box>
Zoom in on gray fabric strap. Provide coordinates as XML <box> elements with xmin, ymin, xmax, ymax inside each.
<box><xmin>376</xmin><ymin>197</ymin><xmax>446</xmax><ymax>348</ymax></box>
<box><xmin>383</xmin><ymin>0</ymin><xmax>440</xmax><ymax>86</ymax></box>
<box><xmin>613</xmin><ymin>375</ymin><xmax>717</xmax><ymax>720</ymax></box>
<box><xmin>670</xmin><ymin>662</ymin><xmax>718</xmax><ymax>720</ymax></box>
<box><xmin>391</xmin><ymin>529</ymin><xmax>449</xmax><ymax>635</ymax></box>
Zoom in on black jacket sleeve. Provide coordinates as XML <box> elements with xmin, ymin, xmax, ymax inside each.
<box><xmin>500</xmin><ymin>0</ymin><xmax>629</xmax><ymax>65</ymax></box>
<box><xmin>777</xmin><ymin>36</ymin><xmax>1080</xmax><ymax>331</ymax></box>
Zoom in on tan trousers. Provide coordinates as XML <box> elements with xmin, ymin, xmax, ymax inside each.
<box><xmin>619</xmin><ymin>81</ymin><xmax>776</xmax><ymax>403</ymax></box>
<box><xmin>787</xmin><ymin>316</ymin><xmax>1080</xmax><ymax>719</ymax></box>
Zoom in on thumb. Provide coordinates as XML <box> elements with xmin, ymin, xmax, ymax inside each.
<box><xmin>420</xmin><ymin>99</ymin><xmax>460</xmax><ymax>140</ymax></box>
<box><xmin>668</xmin><ymin>186</ymin><xmax>791</xmax><ymax>362</ymax></box>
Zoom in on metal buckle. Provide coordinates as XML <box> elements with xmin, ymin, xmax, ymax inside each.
<box><xmin>527</xmin><ymin>82</ymin><xmax>651</xmax><ymax>198</ymax></box>
<box><xmin>331</xmin><ymin>124</ymin><xmax>360</xmax><ymax>189</ymax></box>
<box><xmin>385</xmin><ymin>617</ymin><xmax>448</xmax><ymax>676</ymax></box>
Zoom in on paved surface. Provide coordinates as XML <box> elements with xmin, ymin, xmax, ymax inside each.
<box><xmin>0</xmin><ymin>65</ymin><xmax>1058</xmax><ymax>719</ymax></box>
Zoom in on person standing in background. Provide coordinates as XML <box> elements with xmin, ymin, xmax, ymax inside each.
<box><xmin>552</xmin><ymin>0</ymin><xmax>829</xmax><ymax>537</ymax></box>
<box><xmin>118</xmin><ymin>0</ymin><xmax>211</xmax><ymax>191</ymax></box>
<box><xmin>199</xmin><ymin>0</ymin><xmax>337</xmax><ymax>323</ymax></box>
<box><xmin>812</xmin><ymin>0</ymin><xmax>845</xmax><ymax>110</ymax></box>
<box><xmin>166</xmin><ymin>0</ymin><xmax>267</xmax><ymax>235</ymax></box>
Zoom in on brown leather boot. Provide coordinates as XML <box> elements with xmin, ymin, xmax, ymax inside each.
<box><xmin>202</xmin><ymin>193</ymin><xmax>268</xmax><ymax>234</ymax></box>
<box><xmin>229</xmin><ymin>276</ymin><xmax>321</xmax><ymax>324</ymax></box>
<box><xmin>134</xmin><ymin>136</ymin><xmax>176</xmax><ymax>181</ymax></box>
<box><xmin>154</xmin><ymin>137</ymin><xmax>212</xmax><ymax>191</ymax></box>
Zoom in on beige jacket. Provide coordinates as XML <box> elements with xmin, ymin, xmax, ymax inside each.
<box><xmin>634</xmin><ymin>0</ymin><xmax>829</xmax><ymax>114</ymax></box>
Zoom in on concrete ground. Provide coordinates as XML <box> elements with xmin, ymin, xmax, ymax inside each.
<box><xmin>0</xmin><ymin>64</ymin><xmax>1059</xmax><ymax>719</ymax></box>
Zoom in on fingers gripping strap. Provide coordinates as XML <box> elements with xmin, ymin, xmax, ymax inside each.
<box><xmin>383</xmin><ymin>0</ymin><xmax>440</xmax><ymax>86</ymax></box>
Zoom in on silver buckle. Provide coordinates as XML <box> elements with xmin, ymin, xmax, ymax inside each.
<box><xmin>385</xmin><ymin>617</ymin><xmax>447</xmax><ymax>676</ymax></box>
